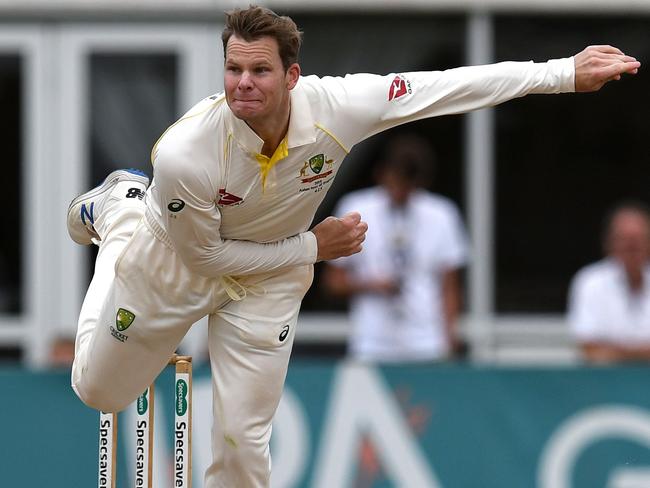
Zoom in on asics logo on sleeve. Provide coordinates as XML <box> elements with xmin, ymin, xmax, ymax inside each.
<box><xmin>279</xmin><ymin>325</ymin><xmax>290</xmax><ymax>342</ymax></box>
<box><xmin>168</xmin><ymin>199</ymin><xmax>185</xmax><ymax>212</ymax></box>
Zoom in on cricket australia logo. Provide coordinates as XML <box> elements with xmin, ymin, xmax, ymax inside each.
<box><xmin>299</xmin><ymin>154</ymin><xmax>335</xmax><ymax>183</ymax></box>
<box><xmin>116</xmin><ymin>308</ymin><xmax>135</xmax><ymax>331</ymax></box>
<box><xmin>309</xmin><ymin>153</ymin><xmax>325</xmax><ymax>174</ymax></box>
<box><xmin>110</xmin><ymin>308</ymin><xmax>135</xmax><ymax>343</ymax></box>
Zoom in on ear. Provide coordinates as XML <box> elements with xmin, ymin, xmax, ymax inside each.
<box><xmin>286</xmin><ymin>63</ymin><xmax>301</xmax><ymax>90</ymax></box>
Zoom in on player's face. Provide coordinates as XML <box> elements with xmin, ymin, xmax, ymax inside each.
<box><xmin>224</xmin><ymin>35</ymin><xmax>299</xmax><ymax>125</ymax></box>
<box><xmin>380</xmin><ymin>170</ymin><xmax>416</xmax><ymax>206</ymax></box>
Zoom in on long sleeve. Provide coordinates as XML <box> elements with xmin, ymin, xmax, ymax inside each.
<box><xmin>312</xmin><ymin>57</ymin><xmax>575</xmax><ymax>148</ymax></box>
<box><xmin>153</xmin><ymin>143</ymin><xmax>318</xmax><ymax>278</ymax></box>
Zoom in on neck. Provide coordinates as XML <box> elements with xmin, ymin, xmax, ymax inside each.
<box><xmin>627</xmin><ymin>268</ymin><xmax>644</xmax><ymax>292</ymax></box>
<box><xmin>248</xmin><ymin>100</ymin><xmax>291</xmax><ymax>157</ymax></box>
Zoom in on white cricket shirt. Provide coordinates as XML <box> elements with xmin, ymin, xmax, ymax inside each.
<box><xmin>147</xmin><ymin>58</ymin><xmax>574</xmax><ymax>277</ymax></box>
<box><xmin>568</xmin><ymin>259</ymin><xmax>650</xmax><ymax>345</ymax></box>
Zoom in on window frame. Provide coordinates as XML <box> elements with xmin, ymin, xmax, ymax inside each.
<box><xmin>0</xmin><ymin>27</ymin><xmax>51</xmax><ymax>365</ymax></box>
<box><xmin>49</xmin><ymin>24</ymin><xmax>220</xmax><ymax>367</ymax></box>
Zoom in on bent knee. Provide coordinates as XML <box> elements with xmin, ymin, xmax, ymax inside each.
<box><xmin>73</xmin><ymin>379</ymin><xmax>131</xmax><ymax>413</ymax></box>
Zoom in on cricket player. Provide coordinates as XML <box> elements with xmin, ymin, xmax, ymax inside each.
<box><xmin>66</xmin><ymin>5</ymin><xmax>640</xmax><ymax>487</ymax></box>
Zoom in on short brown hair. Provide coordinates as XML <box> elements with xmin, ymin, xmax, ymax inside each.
<box><xmin>379</xmin><ymin>133</ymin><xmax>435</xmax><ymax>186</ymax></box>
<box><xmin>222</xmin><ymin>6</ymin><xmax>303</xmax><ymax>71</ymax></box>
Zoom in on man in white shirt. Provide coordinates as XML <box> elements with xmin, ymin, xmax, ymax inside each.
<box><xmin>324</xmin><ymin>134</ymin><xmax>468</xmax><ymax>361</ymax></box>
<box><xmin>569</xmin><ymin>203</ymin><xmax>650</xmax><ymax>363</ymax></box>
<box><xmin>66</xmin><ymin>5</ymin><xmax>640</xmax><ymax>487</ymax></box>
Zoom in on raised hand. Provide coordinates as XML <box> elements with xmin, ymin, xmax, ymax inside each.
<box><xmin>574</xmin><ymin>45</ymin><xmax>640</xmax><ymax>92</ymax></box>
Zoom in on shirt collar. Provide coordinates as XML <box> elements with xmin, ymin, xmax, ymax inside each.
<box><xmin>226</xmin><ymin>78</ymin><xmax>316</xmax><ymax>154</ymax></box>
<box><xmin>286</xmin><ymin>79</ymin><xmax>317</xmax><ymax>148</ymax></box>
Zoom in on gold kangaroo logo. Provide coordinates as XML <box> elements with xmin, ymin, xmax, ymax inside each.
<box><xmin>299</xmin><ymin>161</ymin><xmax>309</xmax><ymax>177</ymax></box>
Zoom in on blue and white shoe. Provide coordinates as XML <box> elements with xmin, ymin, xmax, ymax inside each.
<box><xmin>67</xmin><ymin>169</ymin><xmax>149</xmax><ymax>245</ymax></box>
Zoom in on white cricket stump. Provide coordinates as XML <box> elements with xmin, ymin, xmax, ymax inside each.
<box><xmin>173</xmin><ymin>356</ymin><xmax>193</xmax><ymax>488</ymax></box>
<box><xmin>96</xmin><ymin>354</ymin><xmax>192</xmax><ymax>488</ymax></box>
<box><xmin>134</xmin><ymin>384</ymin><xmax>154</xmax><ymax>488</ymax></box>
<box><xmin>98</xmin><ymin>411</ymin><xmax>117</xmax><ymax>488</ymax></box>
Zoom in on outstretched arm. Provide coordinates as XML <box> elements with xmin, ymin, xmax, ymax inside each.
<box><xmin>313</xmin><ymin>44</ymin><xmax>639</xmax><ymax>148</ymax></box>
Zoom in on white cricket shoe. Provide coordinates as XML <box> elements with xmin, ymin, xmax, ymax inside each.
<box><xmin>67</xmin><ymin>169</ymin><xmax>149</xmax><ymax>245</ymax></box>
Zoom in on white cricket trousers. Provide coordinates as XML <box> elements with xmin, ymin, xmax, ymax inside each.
<box><xmin>71</xmin><ymin>198</ymin><xmax>313</xmax><ymax>488</ymax></box>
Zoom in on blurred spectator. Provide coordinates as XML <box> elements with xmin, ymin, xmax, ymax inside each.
<box><xmin>49</xmin><ymin>336</ymin><xmax>76</xmax><ymax>368</ymax></box>
<box><xmin>568</xmin><ymin>202</ymin><xmax>650</xmax><ymax>363</ymax></box>
<box><xmin>323</xmin><ymin>134</ymin><xmax>469</xmax><ymax>362</ymax></box>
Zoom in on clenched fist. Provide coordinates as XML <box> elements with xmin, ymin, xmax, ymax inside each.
<box><xmin>311</xmin><ymin>211</ymin><xmax>368</xmax><ymax>261</ymax></box>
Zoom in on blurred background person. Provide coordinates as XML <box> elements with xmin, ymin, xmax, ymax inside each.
<box><xmin>323</xmin><ymin>134</ymin><xmax>469</xmax><ymax>362</ymax></box>
<box><xmin>568</xmin><ymin>202</ymin><xmax>650</xmax><ymax>364</ymax></box>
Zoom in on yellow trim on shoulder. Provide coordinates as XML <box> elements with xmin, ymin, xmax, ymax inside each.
<box><xmin>150</xmin><ymin>95</ymin><xmax>226</xmax><ymax>166</ymax></box>
<box><xmin>314</xmin><ymin>123</ymin><xmax>350</xmax><ymax>154</ymax></box>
